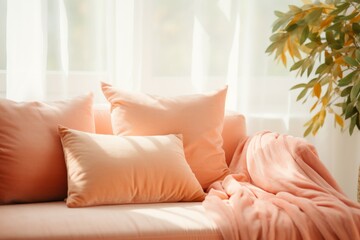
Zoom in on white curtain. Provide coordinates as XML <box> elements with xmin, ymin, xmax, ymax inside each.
<box><xmin>1</xmin><ymin>0</ymin><xmax>359</xmax><ymax>201</ymax></box>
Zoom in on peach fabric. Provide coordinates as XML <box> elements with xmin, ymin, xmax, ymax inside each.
<box><xmin>93</xmin><ymin>104</ymin><xmax>247</xmax><ymax>166</ymax></box>
<box><xmin>0</xmin><ymin>201</ymin><xmax>221</xmax><ymax>240</ymax></box>
<box><xmin>0</xmin><ymin>94</ymin><xmax>95</xmax><ymax>204</ymax></box>
<box><xmin>93</xmin><ymin>104</ymin><xmax>113</xmax><ymax>134</ymax></box>
<box><xmin>101</xmin><ymin>83</ymin><xmax>230</xmax><ymax>189</ymax></box>
<box><xmin>221</xmin><ymin>113</ymin><xmax>246</xmax><ymax>166</ymax></box>
<box><xmin>59</xmin><ymin>126</ymin><xmax>205</xmax><ymax>207</ymax></box>
<box><xmin>203</xmin><ymin>131</ymin><xmax>360</xmax><ymax>239</ymax></box>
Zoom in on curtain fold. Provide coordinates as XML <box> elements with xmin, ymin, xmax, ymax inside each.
<box><xmin>2</xmin><ymin>0</ymin><xmax>360</xmax><ymax>201</ymax></box>
<box><xmin>6</xmin><ymin>0</ymin><xmax>47</xmax><ymax>101</ymax></box>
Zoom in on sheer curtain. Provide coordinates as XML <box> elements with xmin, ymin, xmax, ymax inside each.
<box><xmin>1</xmin><ymin>0</ymin><xmax>359</xmax><ymax>200</ymax></box>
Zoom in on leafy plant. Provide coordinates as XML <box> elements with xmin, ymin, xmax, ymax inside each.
<box><xmin>267</xmin><ymin>0</ymin><xmax>360</xmax><ymax>136</ymax></box>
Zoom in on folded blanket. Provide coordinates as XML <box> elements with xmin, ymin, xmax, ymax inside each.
<box><xmin>203</xmin><ymin>131</ymin><xmax>360</xmax><ymax>240</ymax></box>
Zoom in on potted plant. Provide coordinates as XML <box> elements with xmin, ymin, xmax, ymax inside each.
<box><xmin>268</xmin><ymin>0</ymin><xmax>360</xmax><ymax>203</ymax></box>
<box><xmin>267</xmin><ymin>0</ymin><xmax>360</xmax><ymax>136</ymax></box>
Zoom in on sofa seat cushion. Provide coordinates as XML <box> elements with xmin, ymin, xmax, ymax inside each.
<box><xmin>0</xmin><ymin>202</ymin><xmax>221</xmax><ymax>240</ymax></box>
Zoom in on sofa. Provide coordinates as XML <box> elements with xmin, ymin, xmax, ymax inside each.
<box><xmin>2</xmin><ymin>84</ymin><xmax>359</xmax><ymax>240</ymax></box>
<box><xmin>0</xmin><ymin>99</ymin><xmax>247</xmax><ymax>240</ymax></box>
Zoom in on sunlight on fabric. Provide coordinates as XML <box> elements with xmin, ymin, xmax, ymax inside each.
<box><xmin>236</xmin><ymin>1</ymin><xmax>255</xmax><ymax>115</ymax></box>
<box><xmin>225</xmin><ymin>14</ymin><xmax>240</xmax><ymax>112</ymax></box>
<box><xmin>218</xmin><ymin>0</ymin><xmax>231</xmax><ymax>21</ymax></box>
<box><xmin>191</xmin><ymin>16</ymin><xmax>209</xmax><ymax>92</ymax></box>
<box><xmin>107</xmin><ymin>0</ymin><xmax>139</xmax><ymax>91</ymax></box>
<box><xmin>59</xmin><ymin>0</ymin><xmax>68</xmax><ymax>76</ymax></box>
<box><xmin>6</xmin><ymin>0</ymin><xmax>46</xmax><ymax>101</ymax></box>
<box><xmin>130</xmin><ymin>206</ymin><xmax>210</xmax><ymax>227</ymax></box>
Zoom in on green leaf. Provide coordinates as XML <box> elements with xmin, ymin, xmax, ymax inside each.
<box><xmin>349</xmin><ymin>114</ymin><xmax>358</xmax><ymax>135</ymax></box>
<box><xmin>289</xmin><ymin>5</ymin><xmax>302</xmax><ymax>13</ymax></box>
<box><xmin>320</xmin><ymin>75</ymin><xmax>331</xmax><ymax>85</ymax></box>
<box><xmin>270</xmin><ymin>33</ymin><xmax>286</xmax><ymax>42</ymax></box>
<box><xmin>265</xmin><ymin>42</ymin><xmax>279</xmax><ymax>54</ymax></box>
<box><xmin>325</xmin><ymin>22</ymin><xmax>342</xmax><ymax>32</ymax></box>
<box><xmin>290</xmin><ymin>59</ymin><xmax>305</xmax><ymax>71</ymax></box>
<box><xmin>345</xmin><ymin>104</ymin><xmax>357</xmax><ymax>119</ymax></box>
<box><xmin>325</xmin><ymin>31</ymin><xmax>335</xmax><ymax>44</ymax></box>
<box><xmin>339</xmin><ymin>32</ymin><xmax>345</xmax><ymax>45</ymax></box>
<box><xmin>307</xmin><ymin>78</ymin><xmax>318</xmax><ymax>88</ymax></box>
<box><xmin>300</xmin><ymin>58</ymin><xmax>311</xmax><ymax>77</ymax></box>
<box><xmin>335</xmin><ymin>102</ymin><xmax>346</xmax><ymax>112</ymax></box>
<box><xmin>290</xmin><ymin>83</ymin><xmax>307</xmax><ymax>90</ymax></box>
<box><xmin>353</xmin><ymin>23</ymin><xmax>360</xmax><ymax>34</ymax></box>
<box><xmin>325</xmin><ymin>55</ymin><xmax>333</xmax><ymax>65</ymax></box>
<box><xmin>342</xmin><ymin>12</ymin><xmax>358</xmax><ymax>21</ymax></box>
<box><xmin>286</xmin><ymin>23</ymin><xmax>298</xmax><ymax>32</ymax></box>
<box><xmin>308</xmin><ymin>32</ymin><xmax>319</xmax><ymax>42</ymax></box>
<box><xmin>307</xmin><ymin>61</ymin><xmax>315</xmax><ymax>77</ymax></box>
<box><xmin>356</xmin><ymin>100</ymin><xmax>360</xmax><ymax>113</ymax></box>
<box><xmin>272</xmin><ymin>18</ymin><xmax>287</xmax><ymax>32</ymax></box>
<box><xmin>304</xmin><ymin>124</ymin><xmax>313</xmax><ymax>137</ymax></box>
<box><xmin>306</xmin><ymin>8</ymin><xmax>323</xmax><ymax>23</ymax></box>
<box><xmin>341</xmin><ymin>86</ymin><xmax>352</xmax><ymax>97</ymax></box>
<box><xmin>350</xmin><ymin>81</ymin><xmax>360</xmax><ymax>101</ymax></box>
<box><xmin>305</xmin><ymin>41</ymin><xmax>320</xmax><ymax>49</ymax></box>
<box><xmin>330</xmin><ymin>2</ymin><xmax>350</xmax><ymax>15</ymax></box>
<box><xmin>315</xmin><ymin>63</ymin><xmax>328</xmax><ymax>74</ymax></box>
<box><xmin>274</xmin><ymin>10</ymin><xmax>285</xmax><ymax>18</ymax></box>
<box><xmin>329</xmin><ymin>42</ymin><xmax>343</xmax><ymax>50</ymax></box>
<box><xmin>300</xmin><ymin>25</ymin><xmax>309</xmax><ymax>45</ymax></box>
<box><xmin>344</xmin><ymin>56</ymin><xmax>359</xmax><ymax>67</ymax></box>
<box><xmin>338</xmin><ymin>72</ymin><xmax>356</xmax><ymax>87</ymax></box>
<box><xmin>297</xmin><ymin>88</ymin><xmax>308</xmax><ymax>101</ymax></box>
<box><xmin>356</xmin><ymin>50</ymin><xmax>360</xmax><ymax>62</ymax></box>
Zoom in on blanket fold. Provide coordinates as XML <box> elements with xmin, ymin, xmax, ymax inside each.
<box><xmin>203</xmin><ymin>131</ymin><xmax>360</xmax><ymax>240</ymax></box>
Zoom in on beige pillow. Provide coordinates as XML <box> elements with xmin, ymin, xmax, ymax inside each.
<box><xmin>59</xmin><ymin>126</ymin><xmax>205</xmax><ymax>207</ymax></box>
<box><xmin>101</xmin><ymin>82</ymin><xmax>230</xmax><ymax>189</ymax></box>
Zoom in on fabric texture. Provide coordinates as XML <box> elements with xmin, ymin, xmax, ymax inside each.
<box><xmin>221</xmin><ymin>113</ymin><xmax>246</xmax><ymax>166</ymax></box>
<box><xmin>93</xmin><ymin>104</ymin><xmax>246</xmax><ymax>167</ymax></box>
<box><xmin>0</xmin><ymin>94</ymin><xmax>95</xmax><ymax>204</ymax></box>
<box><xmin>203</xmin><ymin>131</ymin><xmax>360</xmax><ymax>240</ymax></box>
<box><xmin>101</xmin><ymin>82</ymin><xmax>230</xmax><ymax>189</ymax></box>
<box><xmin>93</xmin><ymin>104</ymin><xmax>113</xmax><ymax>134</ymax></box>
<box><xmin>0</xmin><ymin>201</ymin><xmax>221</xmax><ymax>240</ymax></box>
<box><xmin>59</xmin><ymin>126</ymin><xmax>205</xmax><ymax>207</ymax></box>
<box><xmin>94</xmin><ymin>104</ymin><xmax>247</xmax><ymax>165</ymax></box>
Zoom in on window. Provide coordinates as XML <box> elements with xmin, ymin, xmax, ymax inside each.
<box><xmin>0</xmin><ymin>0</ymin><xmax>6</xmax><ymax>70</ymax></box>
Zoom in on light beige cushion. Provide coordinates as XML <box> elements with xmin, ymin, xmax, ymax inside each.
<box><xmin>59</xmin><ymin>126</ymin><xmax>205</xmax><ymax>207</ymax></box>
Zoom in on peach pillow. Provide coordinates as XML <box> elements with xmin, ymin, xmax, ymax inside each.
<box><xmin>222</xmin><ymin>113</ymin><xmax>247</xmax><ymax>166</ymax></box>
<box><xmin>58</xmin><ymin>126</ymin><xmax>205</xmax><ymax>207</ymax></box>
<box><xmin>101</xmin><ymin>83</ymin><xmax>230</xmax><ymax>189</ymax></box>
<box><xmin>0</xmin><ymin>94</ymin><xmax>95</xmax><ymax>204</ymax></box>
<box><xmin>93</xmin><ymin>104</ymin><xmax>113</xmax><ymax>134</ymax></box>
<box><xmin>93</xmin><ymin>104</ymin><xmax>248</xmax><ymax>166</ymax></box>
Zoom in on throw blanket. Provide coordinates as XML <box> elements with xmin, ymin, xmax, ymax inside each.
<box><xmin>203</xmin><ymin>131</ymin><xmax>360</xmax><ymax>240</ymax></box>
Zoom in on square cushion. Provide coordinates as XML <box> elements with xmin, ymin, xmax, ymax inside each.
<box><xmin>102</xmin><ymin>83</ymin><xmax>230</xmax><ymax>189</ymax></box>
<box><xmin>0</xmin><ymin>94</ymin><xmax>95</xmax><ymax>204</ymax></box>
<box><xmin>59</xmin><ymin>126</ymin><xmax>205</xmax><ymax>207</ymax></box>
<box><xmin>93</xmin><ymin>105</ymin><xmax>247</xmax><ymax>166</ymax></box>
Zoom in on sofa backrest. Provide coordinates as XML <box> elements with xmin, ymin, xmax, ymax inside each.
<box><xmin>93</xmin><ymin>104</ymin><xmax>246</xmax><ymax>166</ymax></box>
